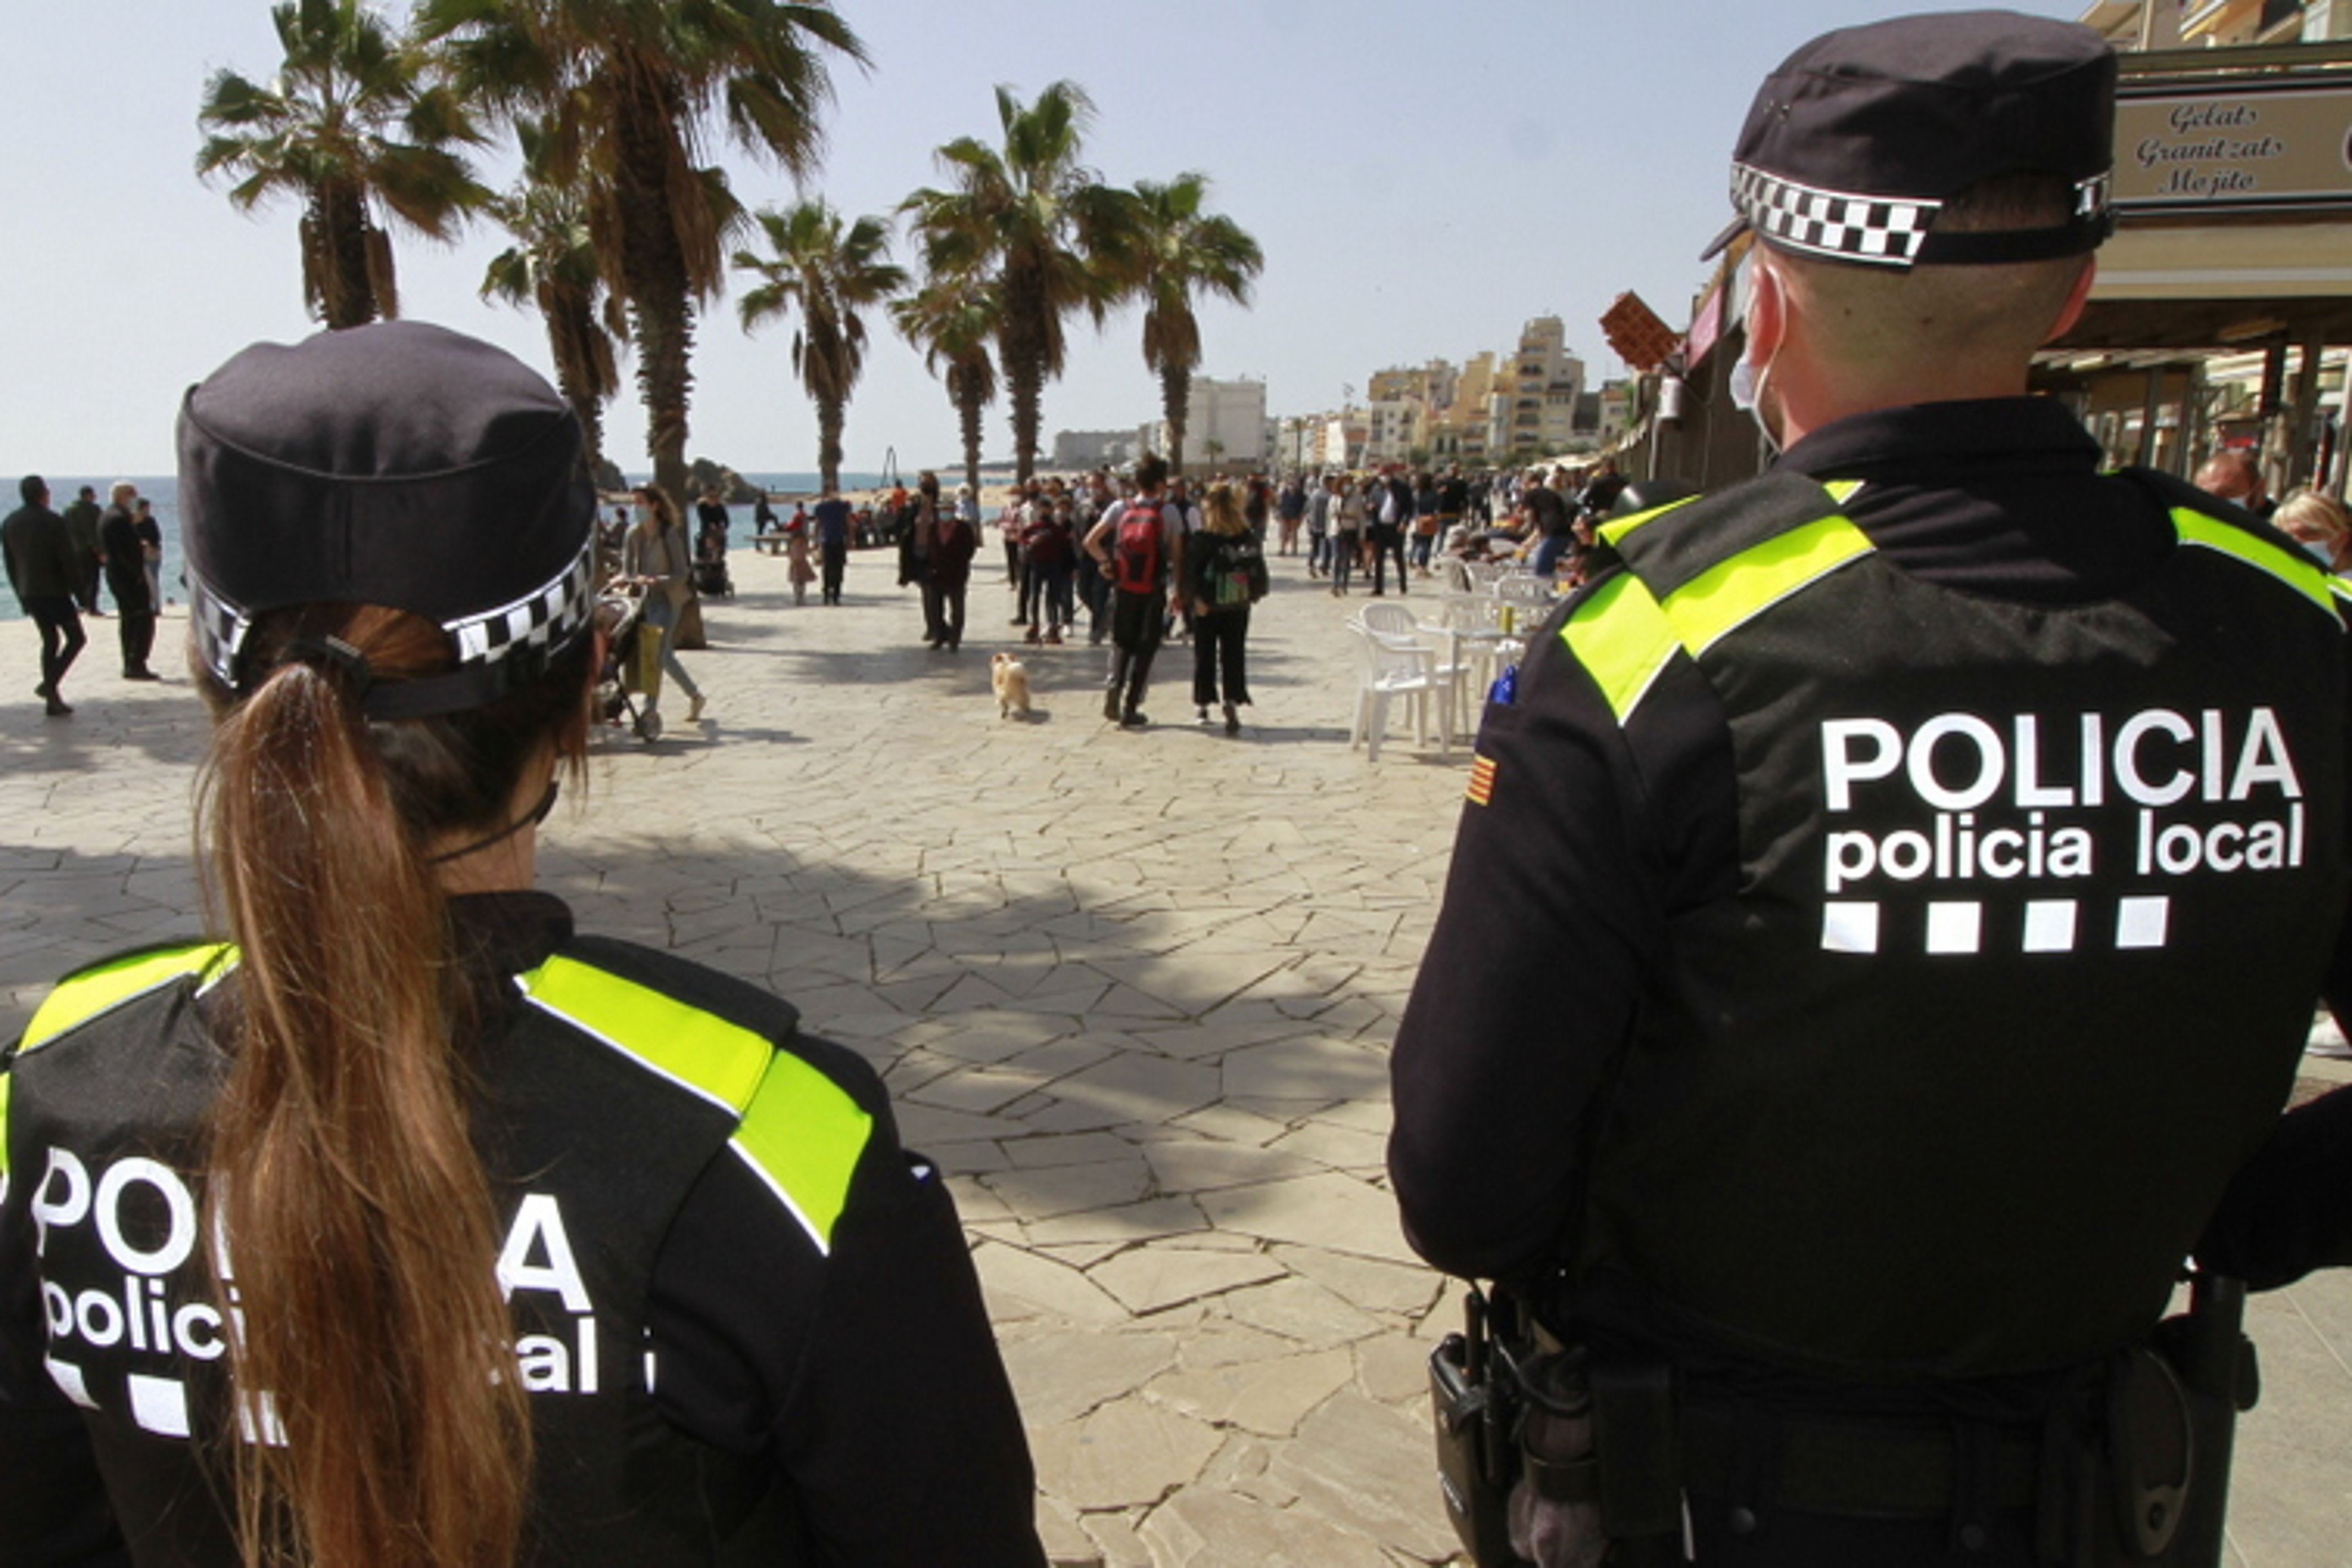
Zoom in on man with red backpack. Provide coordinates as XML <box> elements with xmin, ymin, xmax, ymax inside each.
<box><xmin>1083</xmin><ymin>454</ymin><xmax>1185</xmax><ymax>728</ymax></box>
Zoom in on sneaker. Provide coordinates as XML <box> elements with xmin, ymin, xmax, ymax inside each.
<box><xmin>1223</xmin><ymin>703</ymin><xmax>1240</xmax><ymax>736</ymax></box>
<box><xmin>1024</xmin><ymin>627</ymin><xmax>1042</xmax><ymax>645</ymax></box>
<box><xmin>1119</xmin><ymin>709</ymin><xmax>1148</xmax><ymax>730</ymax></box>
<box><xmin>34</xmin><ymin>682</ymin><xmax>51</xmax><ymax>700</ymax></box>
<box><xmin>1103</xmin><ymin>690</ymin><xmax>1122</xmax><ymax>723</ymax></box>
<box><xmin>687</xmin><ymin>693</ymin><xmax>706</xmax><ymax>723</ymax></box>
<box><xmin>1043</xmin><ymin>629</ymin><xmax>1062</xmax><ymax>645</ymax></box>
<box><xmin>124</xmin><ymin>668</ymin><xmax>160</xmax><ymax>682</ymax></box>
<box><xmin>45</xmin><ymin>698</ymin><xmax>72</xmax><ymax>717</ymax></box>
<box><xmin>1196</xmin><ymin>706</ymin><xmax>1212</xmax><ymax>725</ymax></box>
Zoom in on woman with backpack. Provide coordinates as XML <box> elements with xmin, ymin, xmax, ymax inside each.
<box><xmin>1186</xmin><ymin>481</ymin><xmax>1266</xmax><ymax>734</ymax></box>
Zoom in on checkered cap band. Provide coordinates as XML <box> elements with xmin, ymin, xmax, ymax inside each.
<box><xmin>189</xmin><ymin>536</ymin><xmax>596</xmax><ymax>699</ymax></box>
<box><xmin>1731</xmin><ymin>163</ymin><xmax>1940</xmax><ymax>267</ymax></box>
<box><xmin>450</xmin><ymin>542</ymin><xmax>598</xmax><ymax>667</ymax></box>
<box><xmin>189</xmin><ymin>580</ymin><xmax>251</xmax><ymax>689</ymax></box>
<box><xmin>1732</xmin><ymin>165</ymin><xmax>2114</xmax><ymax>269</ymax></box>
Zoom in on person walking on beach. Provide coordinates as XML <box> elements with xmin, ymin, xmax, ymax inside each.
<box><xmin>61</xmin><ymin>484</ymin><xmax>105</xmax><ymax>616</ymax></box>
<box><xmin>1186</xmin><ymin>481</ymin><xmax>1266</xmax><ymax>734</ymax></box>
<box><xmin>1085</xmin><ymin>454</ymin><xmax>1184</xmax><ymax>728</ymax></box>
<box><xmin>1305</xmin><ymin>472</ymin><xmax>1333</xmax><ymax>578</ymax></box>
<box><xmin>623</xmin><ymin>484</ymin><xmax>706</xmax><ymax>726</ymax></box>
<box><xmin>812</xmin><ymin>482</ymin><xmax>852</xmax><ymax>605</ymax></box>
<box><xmin>785</xmin><ymin>507</ymin><xmax>815</xmax><ymax>605</ymax></box>
<box><xmin>3</xmin><ymin>476</ymin><xmax>88</xmax><ymax>716</ymax></box>
<box><xmin>1330</xmin><ymin>474</ymin><xmax>1364</xmax><ymax>596</ymax></box>
<box><xmin>911</xmin><ymin>472</ymin><xmax>975</xmax><ymax>651</ymax></box>
<box><xmin>96</xmin><ymin>481</ymin><xmax>157</xmax><ymax>679</ymax></box>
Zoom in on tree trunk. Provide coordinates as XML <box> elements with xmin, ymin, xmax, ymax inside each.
<box><xmin>313</xmin><ymin>183</ymin><xmax>381</xmax><ymax>330</ymax></box>
<box><xmin>1007</xmin><ymin>353</ymin><xmax>1041</xmax><ymax>487</ymax></box>
<box><xmin>613</xmin><ymin>105</ymin><xmax>696</xmax><ymax>510</ymax></box>
<box><xmin>1162</xmin><ymin>362</ymin><xmax>1191</xmax><ymax>477</ymax></box>
<box><xmin>546</xmin><ymin>288</ymin><xmax>608</xmax><ymax>468</ymax></box>
<box><xmin>816</xmin><ymin>396</ymin><xmax>844</xmax><ymax>496</ymax></box>
<box><xmin>958</xmin><ymin>383</ymin><xmax>986</xmax><ymax>499</ymax></box>
<box><xmin>1001</xmin><ymin>265</ymin><xmax>1048</xmax><ymax>486</ymax></box>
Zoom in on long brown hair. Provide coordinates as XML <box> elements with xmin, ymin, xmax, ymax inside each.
<box><xmin>195</xmin><ymin>603</ymin><xmax>592</xmax><ymax>1566</ymax></box>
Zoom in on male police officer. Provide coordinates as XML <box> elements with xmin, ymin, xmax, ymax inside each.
<box><xmin>1390</xmin><ymin>11</ymin><xmax>2351</xmax><ymax>1565</ymax></box>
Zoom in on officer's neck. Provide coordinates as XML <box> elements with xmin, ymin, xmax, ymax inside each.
<box><xmin>1770</xmin><ymin>356</ymin><xmax>2035</xmax><ymax>451</ymax></box>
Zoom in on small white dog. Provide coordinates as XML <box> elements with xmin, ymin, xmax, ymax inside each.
<box><xmin>990</xmin><ymin>651</ymin><xmax>1033</xmax><ymax>719</ymax></box>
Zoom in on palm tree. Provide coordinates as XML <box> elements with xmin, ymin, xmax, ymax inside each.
<box><xmin>1131</xmin><ymin>173</ymin><xmax>1262</xmax><ymax>476</ymax></box>
<box><xmin>891</xmin><ymin>272</ymin><xmax>999</xmax><ymax>499</ymax></box>
<box><xmin>417</xmin><ymin>0</ymin><xmax>867</xmax><ymax>504</ymax></box>
<box><xmin>198</xmin><ymin>0</ymin><xmax>488</xmax><ymax>329</ymax></box>
<box><xmin>480</xmin><ymin>121</ymin><xmax>623</xmax><ymax>465</ymax></box>
<box><xmin>733</xmin><ymin>202</ymin><xmax>905</xmax><ymax>496</ymax></box>
<box><xmin>901</xmin><ymin>81</ymin><xmax>1139</xmax><ymax>486</ymax></box>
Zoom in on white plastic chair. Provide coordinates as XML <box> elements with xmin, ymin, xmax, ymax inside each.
<box><xmin>1493</xmin><ymin>574</ymin><xmax>1559</xmax><ymax>609</ymax></box>
<box><xmin>1348</xmin><ymin>622</ymin><xmax>1453</xmax><ymax>761</ymax></box>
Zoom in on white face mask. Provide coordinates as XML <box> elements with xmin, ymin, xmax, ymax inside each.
<box><xmin>2297</xmin><ymin>535</ymin><xmax>2335</xmax><ymax>566</ymax></box>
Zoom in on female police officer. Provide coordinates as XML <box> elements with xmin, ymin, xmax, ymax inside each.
<box><xmin>0</xmin><ymin>323</ymin><xmax>1044</xmax><ymax>1566</ymax></box>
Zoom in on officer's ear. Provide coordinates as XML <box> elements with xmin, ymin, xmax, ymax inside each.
<box><xmin>1744</xmin><ymin>254</ymin><xmax>1788</xmax><ymax>367</ymax></box>
<box><xmin>2041</xmin><ymin>255</ymin><xmax>2099</xmax><ymax>347</ymax></box>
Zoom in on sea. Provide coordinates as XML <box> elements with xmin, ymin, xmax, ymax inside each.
<box><xmin>1</xmin><ymin>472</ymin><xmax>886</xmax><ymax>624</ymax></box>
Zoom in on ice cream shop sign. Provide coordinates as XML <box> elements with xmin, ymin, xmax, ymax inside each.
<box><xmin>2116</xmin><ymin>82</ymin><xmax>2352</xmax><ymax>213</ymax></box>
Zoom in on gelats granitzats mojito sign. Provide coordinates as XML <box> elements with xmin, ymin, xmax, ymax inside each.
<box><xmin>2115</xmin><ymin>83</ymin><xmax>2352</xmax><ymax>214</ymax></box>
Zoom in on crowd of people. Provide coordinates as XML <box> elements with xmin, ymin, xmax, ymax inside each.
<box><xmin>0</xmin><ymin>477</ymin><xmax>164</xmax><ymax>715</ymax></box>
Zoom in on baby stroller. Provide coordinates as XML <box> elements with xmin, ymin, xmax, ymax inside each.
<box><xmin>594</xmin><ymin>587</ymin><xmax>662</xmax><ymax>743</ymax></box>
<box><xmin>694</xmin><ymin>519</ymin><xmax>733</xmax><ymax>598</ymax></box>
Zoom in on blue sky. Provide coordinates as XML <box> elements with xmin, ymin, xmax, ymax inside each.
<box><xmin>2</xmin><ymin>0</ymin><xmax>2083</xmax><ymax>476</ymax></box>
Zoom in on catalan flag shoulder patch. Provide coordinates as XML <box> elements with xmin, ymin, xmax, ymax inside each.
<box><xmin>1466</xmin><ymin>753</ymin><xmax>1499</xmax><ymax>807</ymax></box>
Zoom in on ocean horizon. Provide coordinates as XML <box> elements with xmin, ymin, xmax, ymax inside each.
<box><xmin>1</xmin><ymin>472</ymin><xmax>891</xmax><ymax>624</ymax></box>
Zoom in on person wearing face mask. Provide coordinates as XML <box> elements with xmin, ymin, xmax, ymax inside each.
<box><xmin>1390</xmin><ymin>13</ymin><xmax>2352</xmax><ymax>1566</ymax></box>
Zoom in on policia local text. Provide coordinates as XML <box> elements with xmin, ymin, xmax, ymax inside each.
<box><xmin>1821</xmin><ymin>705</ymin><xmax>2306</xmax><ymax>894</ymax></box>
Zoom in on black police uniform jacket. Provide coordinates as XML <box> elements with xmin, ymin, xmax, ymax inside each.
<box><xmin>0</xmin><ymin>891</ymin><xmax>1045</xmax><ymax>1566</ymax></box>
<box><xmin>1389</xmin><ymin>399</ymin><xmax>2352</xmax><ymax>1385</ymax></box>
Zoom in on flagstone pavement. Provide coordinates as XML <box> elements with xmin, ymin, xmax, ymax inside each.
<box><xmin>4</xmin><ymin>543</ymin><xmax>2347</xmax><ymax>1566</ymax></box>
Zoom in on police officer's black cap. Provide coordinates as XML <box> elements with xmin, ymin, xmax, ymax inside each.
<box><xmin>178</xmin><ymin>322</ymin><xmax>597</xmax><ymax>720</ymax></box>
<box><xmin>1701</xmin><ymin>9</ymin><xmax>2116</xmax><ymax>270</ymax></box>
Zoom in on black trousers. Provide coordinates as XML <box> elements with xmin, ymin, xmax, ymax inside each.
<box><xmin>26</xmin><ymin>597</ymin><xmax>87</xmax><ymax>693</ymax></box>
<box><xmin>1369</xmin><ymin>526</ymin><xmax>1409</xmax><ymax>594</ymax></box>
<box><xmin>1105</xmin><ymin>589</ymin><xmax>1163</xmax><ymax>714</ymax></box>
<box><xmin>1191</xmin><ymin>609</ymin><xmax>1249</xmax><ymax>707</ymax></box>
<box><xmin>116</xmin><ymin>610</ymin><xmax>155</xmax><ymax>674</ymax></box>
<box><xmin>820</xmin><ymin>540</ymin><xmax>847</xmax><ymax>603</ymax></box>
<box><xmin>921</xmin><ymin>578</ymin><xmax>966</xmax><ymax>648</ymax></box>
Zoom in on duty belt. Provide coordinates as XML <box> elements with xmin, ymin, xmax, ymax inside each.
<box><xmin>1679</xmin><ymin>1399</ymin><xmax>2043</xmax><ymax>1518</ymax></box>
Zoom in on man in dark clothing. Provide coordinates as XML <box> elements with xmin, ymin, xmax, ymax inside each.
<box><xmin>2</xmin><ymin>476</ymin><xmax>89</xmax><ymax>715</ymax></box>
<box><xmin>1391</xmin><ymin>15</ymin><xmax>2350</xmax><ymax>1565</ymax></box>
<box><xmin>1369</xmin><ymin>467</ymin><xmax>1412</xmax><ymax>595</ymax></box>
<box><xmin>811</xmin><ymin>486</ymin><xmax>852</xmax><ymax>605</ymax></box>
<box><xmin>59</xmin><ymin>485</ymin><xmax>104</xmax><ymax>615</ymax></box>
<box><xmin>96</xmin><ymin>482</ymin><xmax>158</xmax><ymax>679</ymax></box>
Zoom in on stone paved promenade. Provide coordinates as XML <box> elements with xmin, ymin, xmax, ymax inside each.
<box><xmin>4</xmin><ymin>543</ymin><xmax>2347</xmax><ymax>1565</ymax></box>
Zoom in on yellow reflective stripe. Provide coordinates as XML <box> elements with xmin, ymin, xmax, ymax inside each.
<box><xmin>1597</xmin><ymin>493</ymin><xmax>1700</xmax><ymax>546</ymax></box>
<box><xmin>518</xmin><ymin>955</ymin><xmax>771</xmax><ymax>1113</ymax></box>
<box><xmin>731</xmin><ymin>1055</ymin><xmax>873</xmax><ymax>1255</ymax></box>
<box><xmin>1</xmin><ymin>1070</ymin><xmax>12</xmax><ymax>1184</ymax></box>
<box><xmin>2330</xmin><ymin>575</ymin><xmax>2352</xmax><ymax>608</ymax></box>
<box><xmin>518</xmin><ymin>954</ymin><xmax>872</xmax><ymax>1253</ymax></box>
<box><xmin>1560</xmin><ymin>570</ymin><xmax>1681</xmax><ymax>722</ymax></box>
<box><xmin>1656</xmin><ymin>513</ymin><xmax>1874</xmax><ymax>658</ymax></box>
<box><xmin>2172</xmin><ymin>509</ymin><xmax>2333</xmax><ymax>615</ymax></box>
<box><xmin>19</xmin><ymin>944</ymin><xmax>233</xmax><ymax>1054</ymax></box>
